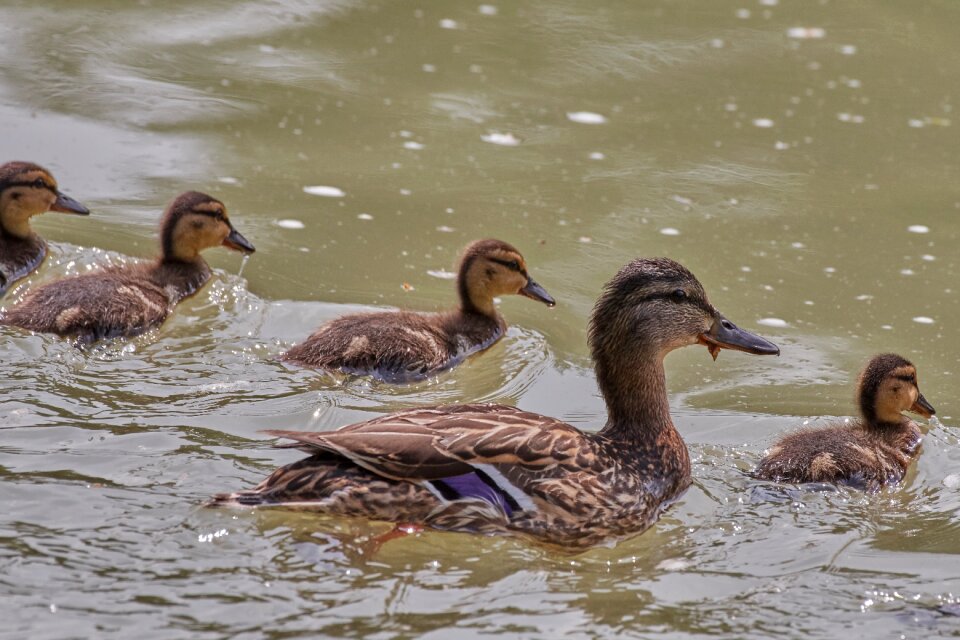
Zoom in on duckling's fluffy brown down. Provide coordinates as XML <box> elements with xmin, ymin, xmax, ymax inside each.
<box><xmin>0</xmin><ymin>161</ymin><xmax>89</xmax><ymax>294</ymax></box>
<box><xmin>282</xmin><ymin>310</ymin><xmax>503</xmax><ymax>382</ymax></box>
<box><xmin>282</xmin><ymin>238</ymin><xmax>554</xmax><ymax>383</ymax></box>
<box><xmin>1</xmin><ymin>191</ymin><xmax>253</xmax><ymax>342</ymax></box>
<box><xmin>755</xmin><ymin>353</ymin><xmax>933</xmax><ymax>490</ymax></box>
<box><xmin>753</xmin><ymin>422</ymin><xmax>922</xmax><ymax>490</ymax></box>
<box><xmin>1</xmin><ymin>261</ymin><xmax>209</xmax><ymax>342</ymax></box>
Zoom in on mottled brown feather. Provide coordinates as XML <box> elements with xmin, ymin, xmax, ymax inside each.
<box><xmin>212</xmin><ymin>258</ymin><xmax>777</xmax><ymax>548</ymax></box>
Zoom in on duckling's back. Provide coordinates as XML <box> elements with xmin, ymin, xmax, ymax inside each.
<box><xmin>754</xmin><ymin>421</ymin><xmax>921</xmax><ymax>490</ymax></box>
<box><xmin>1</xmin><ymin>260</ymin><xmax>210</xmax><ymax>341</ymax></box>
<box><xmin>282</xmin><ymin>309</ymin><xmax>503</xmax><ymax>383</ymax></box>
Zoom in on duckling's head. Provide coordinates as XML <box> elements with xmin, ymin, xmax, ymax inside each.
<box><xmin>589</xmin><ymin>257</ymin><xmax>779</xmax><ymax>366</ymax></box>
<box><xmin>0</xmin><ymin>161</ymin><xmax>89</xmax><ymax>238</ymax></box>
<box><xmin>457</xmin><ymin>238</ymin><xmax>554</xmax><ymax>315</ymax></box>
<box><xmin>857</xmin><ymin>353</ymin><xmax>935</xmax><ymax>426</ymax></box>
<box><xmin>160</xmin><ymin>191</ymin><xmax>255</xmax><ymax>262</ymax></box>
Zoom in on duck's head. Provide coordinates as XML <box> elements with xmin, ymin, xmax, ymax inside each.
<box><xmin>160</xmin><ymin>191</ymin><xmax>255</xmax><ymax>262</ymax></box>
<box><xmin>457</xmin><ymin>238</ymin><xmax>554</xmax><ymax>315</ymax></box>
<box><xmin>858</xmin><ymin>353</ymin><xmax>935</xmax><ymax>425</ymax></box>
<box><xmin>589</xmin><ymin>257</ymin><xmax>780</xmax><ymax>365</ymax></box>
<box><xmin>0</xmin><ymin>161</ymin><xmax>89</xmax><ymax>238</ymax></box>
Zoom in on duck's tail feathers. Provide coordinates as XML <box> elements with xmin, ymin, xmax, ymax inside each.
<box><xmin>205</xmin><ymin>490</ymin><xmax>271</xmax><ymax>508</ymax></box>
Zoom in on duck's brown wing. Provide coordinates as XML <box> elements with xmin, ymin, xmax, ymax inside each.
<box><xmin>263</xmin><ymin>403</ymin><xmax>603</xmax><ymax>482</ymax></box>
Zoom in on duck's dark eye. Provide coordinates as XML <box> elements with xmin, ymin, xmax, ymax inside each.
<box><xmin>671</xmin><ymin>289</ymin><xmax>687</xmax><ymax>301</ymax></box>
<box><xmin>33</xmin><ymin>178</ymin><xmax>47</xmax><ymax>189</ymax></box>
<box><xmin>508</xmin><ymin>260</ymin><xmax>520</xmax><ymax>271</ymax></box>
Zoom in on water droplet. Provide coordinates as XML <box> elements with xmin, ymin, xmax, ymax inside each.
<box><xmin>908</xmin><ymin>224</ymin><xmax>930</xmax><ymax>233</ymax></box>
<box><xmin>659</xmin><ymin>227</ymin><xmax>680</xmax><ymax>236</ymax></box>
<box><xmin>752</xmin><ymin>118</ymin><xmax>775</xmax><ymax>128</ymax></box>
<box><xmin>275</xmin><ymin>219</ymin><xmax>305</xmax><ymax>229</ymax></box>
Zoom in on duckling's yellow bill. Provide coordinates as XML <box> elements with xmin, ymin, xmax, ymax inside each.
<box><xmin>520</xmin><ymin>279</ymin><xmax>555</xmax><ymax>307</ymax></box>
<box><xmin>911</xmin><ymin>393</ymin><xmax>936</xmax><ymax>418</ymax></box>
<box><xmin>51</xmin><ymin>191</ymin><xmax>90</xmax><ymax>215</ymax></box>
<box><xmin>698</xmin><ymin>316</ymin><xmax>780</xmax><ymax>361</ymax></box>
<box><xmin>223</xmin><ymin>228</ymin><xmax>255</xmax><ymax>253</ymax></box>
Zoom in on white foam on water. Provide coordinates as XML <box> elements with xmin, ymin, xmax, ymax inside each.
<box><xmin>787</xmin><ymin>27</ymin><xmax>826</xmax><ymax>39</ymax></box>
<box><xmin>566</xmin><ymin>111</ymin><xmax>607</xmax><ymax>124</ymax></box>
<box><xmin>303</xmin><ymin>185</ymin><xmax>345</xmax><ymax>197</ymax></box>
<box><xmin>757</xmin><ymin>318</ymin><xmax>789</xmax><ymax>328</ymax></box>
<box><xmin>481</xmin><ymin>132</ymin><xmax>520</xmax><ymax>146</ymax></box>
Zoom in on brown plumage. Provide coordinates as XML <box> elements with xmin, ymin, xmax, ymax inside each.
<box><xmin>211</xmin><ymin>257</ymin><xmax>780</xmax><ymax>548</ymax></box>
<box><xmin>1</xmin><ymin>191</ymin><xmax>254</xmax><ymax>342</ymax></box>
<box><xmin>755</xmin><ymin>353</ymin><xmax>936</xmax><ymax>490</ymax></box>
<box><xmin>281</xmin><ymin>238</ymin><xmax>555</xmax><ymax>383</ymax></box>
<box><xmin>0</xmin><ymin>161</ymin><xmax>89</xmax><ymax>295</ymax></box>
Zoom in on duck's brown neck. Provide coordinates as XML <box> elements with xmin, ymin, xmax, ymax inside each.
<box><xmin>160</xmin><ymin>227</ymin><xmax>207</xmax><ymax>265</ymax></box>
<box><xmin>0</xmin><ymin>198</ymin><xmax>36</xmax><ymax>240</ymax></box>
<box><xmin>456</xmin><ymin>262</ymin><xmax>498</xmax><ymax>318</ymax></box>
<box><xmin>595</xmin><ymin>345</ymin><xmax>675</xmax><ymax>445</ymax></box>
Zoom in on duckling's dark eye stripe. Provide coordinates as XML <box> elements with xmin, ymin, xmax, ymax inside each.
<box><xmin>896</xmin><ymin>375</ymin><xmax>916</xmax><ymax>383</ymax></box>
<box><xmin>192</xmin><ymin>209</ymin><xmax>225</xmax><ymax>219</ymax></box>
<box><xmin>490</xmin><ymin>258</ymin><xmax>524</xmax><ymax>273</ymax></box>
<box><xmin>1</xmin><ymin>180</ymin><xmax>53</xmax><ymax>192</ymax></box>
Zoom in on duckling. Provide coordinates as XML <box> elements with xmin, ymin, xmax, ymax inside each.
<box><xmin>1</xmin><ymin>191</ymin><xmax>254</xmax><ymax>342</ymax></box>
<box><xmin>755</xmin><ymin>353</ymin><xmax>936</xmax><ymax>490</ymax></box>
<box><xmin>0</xmin><ymin>161</ymin><xmax>89</xmax><ymax>295</ymax></box>
<box><xmin>281</xmin><ymin>238</ymin><xmax>555</xmax><ymax>383</ymax></box>
<box><xmin>210</xmin><ymin>258</ymin><xmax>780</xmax><ymax>548</ymax></box>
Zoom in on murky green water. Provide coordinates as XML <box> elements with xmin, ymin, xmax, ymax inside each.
<box><xmin>3</xmin><ymin>0</ymin><xmax>960</xmax><ymax>637</ymax></box>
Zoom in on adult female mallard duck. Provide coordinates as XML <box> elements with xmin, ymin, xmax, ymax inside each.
<box><xmin>281</xmin><ymin>238</ymin><xmax>555</xmax><ymax>383</ymax></box>
<box><xmin>1</xmin><ymin>191</ymin><xmax>254</xmax><ymax>342</ymax></box>
<box><xmin>755</xmin><ymin>353</ymin><xmax>935</xmax><ymax>490</ymax></box>
<box><xmin>0</xmin><ymin>161</ymin><xmax>89</xmax><ymax>295</ymax></box>
<box><xmin>211</xmin><ymin>257</ymin><xmax>780</xmax><ymax>548</ymax></box>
